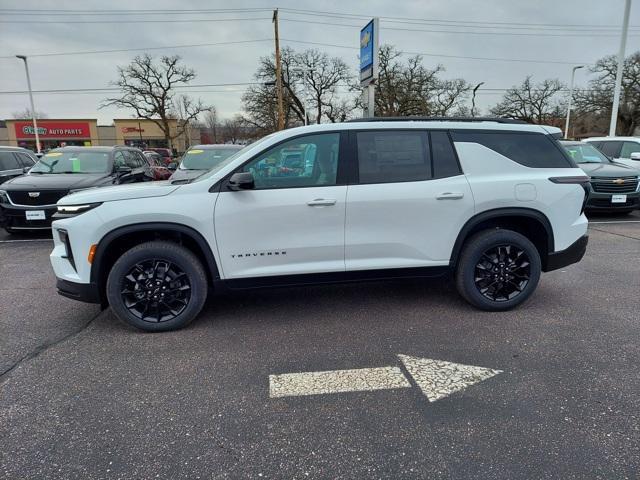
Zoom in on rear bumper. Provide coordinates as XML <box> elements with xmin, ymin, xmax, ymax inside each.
<box><xmin>544</xmin><ymin>235</ymin><xmax>589</xmax><ymax>272</ymax></box>
<box><xmin>56</xmin><ymin>278</ymin><xmax>102</xmax><ymax>304</ymax></box>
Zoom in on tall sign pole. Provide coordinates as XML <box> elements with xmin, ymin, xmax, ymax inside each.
<box><xmin>273</xmin><ymin>9</ymin><xmax>285</xmax><ymax>131</ymax></box>
<box><xmin>609</xmin><ymin>0</ymin><xmax>631</xmax><ymax>136</ymax></box>
<box><xmin>359</xmin><ymin>18</ymin><xmax>379</xmax><ymax>118</ymax></box>
<box><xmin>16</xmin><ymin>55</ymin><xmax>41</xmax><ymax>153</ymax></box>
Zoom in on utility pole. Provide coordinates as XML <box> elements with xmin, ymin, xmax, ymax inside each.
<box><xmin>609</xmin><ymin>0</ymin><xmax>632</xmax><ymax>136</ymax></box>
<box><xmin>273</xmin><ymin>9</ymin><xmax>285</xmax><ymax>131</ymax></box>
<box><xmin>16</xmin><ymin>55</ymin><xmax>41</xmax><ymax>153</ymax></box>
<box><xmin>564</xmin><ymin>65</ymin><xmax>584</xmax><ymax>139</ymax></box>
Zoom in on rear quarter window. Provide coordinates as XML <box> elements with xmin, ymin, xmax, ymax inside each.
<box><xmin>450</xmin><ymin>131</ymin><xmax>572</xmax><ymax>168</ymax></box>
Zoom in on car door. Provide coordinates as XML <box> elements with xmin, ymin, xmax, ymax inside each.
<box><xmin>214</xmin><ymin>132</ymin><xmax>347</xmax><ymax>279</ymax></box>
<box><xmin>345</xmin><ymin>129</ymin><xmax>474</xmax><ymax>271</ymax></box>
<box><xmin>0</xmin><ymin>152</ymin><xmax>24</xmax><ymax>184</ymax></box>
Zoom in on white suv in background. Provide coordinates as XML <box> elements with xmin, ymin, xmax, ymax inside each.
<box><xmin>50</xmin><ymin>118</ymin><xmax>589</xmax><ymax>332</ymax></box>
<box><xmin>584</xmin><ymin>136</ymin><xmax>640</xmax><ymax>169</ymax></box>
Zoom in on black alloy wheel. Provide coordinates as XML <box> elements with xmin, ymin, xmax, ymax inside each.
<box><xmin>474</xmin><ymin>245</ymin><xmax>531</xmax><ymax>302</ymax></box>
<box><xmin>121</xmin><ymin>259</ymin><xmax>191</xmax><ymax>323</ymax></box>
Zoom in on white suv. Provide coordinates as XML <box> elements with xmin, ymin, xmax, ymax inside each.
<box><xmin>50</xmin><ymin>118</ymin><xmax>589</xmax><ymax>332</ymax></box>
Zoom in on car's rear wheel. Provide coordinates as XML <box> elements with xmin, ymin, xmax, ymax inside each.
<box><xmin>455</xmin><ymin>229</ymin><xmax>541</xmax><ymax>311</ymax></box>
<box><xmin>106</xmin><ymin>241</ymin><xmax>208</xmax><ymax>332</ymax></box>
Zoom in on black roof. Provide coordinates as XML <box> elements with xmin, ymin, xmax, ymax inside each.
<box><xmin>346</xmin><ymin>116</ymin><xmax>526</xmax><ymax>124</ymax></box>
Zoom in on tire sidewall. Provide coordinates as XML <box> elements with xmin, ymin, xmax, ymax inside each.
<box><xmin>106</xmin><ymin>243</ymin><xmax>207</xmax><ymax>332</ymax></box>
<box><xmin>458</xmin><ymin>230</ymin><xmax>541</xmax><ymax>311</ymax></box>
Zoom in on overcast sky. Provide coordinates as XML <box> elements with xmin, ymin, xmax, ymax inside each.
<box><xmin>1</xmin><ymin>0</ymin><xmax>638</xmax><ymax>125</ymax></box>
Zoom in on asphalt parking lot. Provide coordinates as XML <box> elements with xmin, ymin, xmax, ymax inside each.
<box><xmin>1</xmin><ymin>212</ymin><xmax>639</xmax><ymax>479</ymax></box>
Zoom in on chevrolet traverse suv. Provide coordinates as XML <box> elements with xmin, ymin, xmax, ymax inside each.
<box><xmin>50</xmin><ymin>118</ymin><xmax>589</xmax><ymax>331</ymax></box>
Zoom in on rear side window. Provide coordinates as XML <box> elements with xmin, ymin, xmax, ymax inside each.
<box><xmin>356</xmin><ymin>131</ymin><xmax>430</xmax><ymax>184</ymax></box>
<box><xmin>598</xmin><ymin>141</ymin><xmax>623</xmax><ymax>158</ymax></box>
<box><xmin>0</xmin><ymin>152</ymin><xmax>21</xmax><ymax>170</ymax></box>
<box><xmin>430</xmin><ymin>131</ymin><xmax>462</xmax><ymax>178</ymax></box>
<box><xmin>451</xmin><ymin>131</ymin><xmax>572</xmax><ymax>168</ymax></box>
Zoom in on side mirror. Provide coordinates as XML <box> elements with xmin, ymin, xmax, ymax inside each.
<box><xmin>228</xmin><ymin>172</ymin><xmax>255</xmax><ymax>191</ymax></box>
<box><xmin>167</xmin><ymin>162</ymin><xmax>177</xmax><ymax>171</ymax></box>
<box><xmin>630</xmin><ymin>152</ymin><xmax>640</xmax><ymax>161</ymax></box>
<box><xmin>23</xmin><ymin>166</ymin><xmax>31</xmax><ymax>173</ymax></box>
<box><xmin>115</xmin><ymin>165</ymin><xmax>132</xmax><ymax>175</ymax></box>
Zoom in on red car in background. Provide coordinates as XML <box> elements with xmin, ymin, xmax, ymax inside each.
<box><xmin>143</xmin><ymin>151</ymin><xmax>172</xmax><ymax>180</ymax></box>
<box><xmin>145</xmin><ymin>148</ymin><xmax>173</xmax><ymax>165</ymax></box>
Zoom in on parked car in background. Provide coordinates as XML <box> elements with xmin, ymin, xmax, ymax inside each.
<box><xmin>170</xmin><ymin>144</ymin><xmax>243</xmax><ymax>182</ymax></box>
<box><xmin>0</xmin><ymin>146</ymin><xmax>37</xmax><ymax>184</ymax></box>
<box><xmin>560</xmin><ymin>141</ymin><xmax>640</xmax><ymax>213</ymax></box>
<box><xmin>584</xmin><ymin>137</ymin><xmax>640</xmax><ymax>169</ymax></box>
<box><xmin>143</xmin><ymin>151</ymin><xmax>172</xmax><ymax>180</ymax></box>
<box><xmin>145</xmin><ymin>148</ymin><xmax>173</xmax><ymax>165</ymax></box>
<box><xmin>0</xmin><ymin>146</ymin><xmax>152</xmax><ymax>233</ymax></box>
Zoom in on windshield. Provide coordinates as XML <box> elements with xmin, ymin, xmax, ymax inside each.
<box><xmin>180</xmin><ymin>147</ymin><xmax>241</xmax><ymax>170</ymax></box>
<box><xmin>563</xmin><ymin>143</ymin><xmax>610</xmax><ymax>164</ymax></box>
<box><xmin>30</xmin><ymin>151</ymin><xmax>111</xmax><ymax>174</ymax></box>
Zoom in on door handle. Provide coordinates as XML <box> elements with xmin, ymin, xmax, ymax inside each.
<box><xmin>436</xmin><ymin>192</ymin><xmax>464</xmax><ymax>200</ymax></box>
<box><xmin>307</xmin><ymin>198</ymin><xmax>336</xmax><ymax>207</ymax></box>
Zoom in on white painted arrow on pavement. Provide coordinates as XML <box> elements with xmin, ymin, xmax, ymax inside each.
<box><xmin>269</xmin><ymin>355</ymin><xmax>502</xmax><ymax>402</ymax></box>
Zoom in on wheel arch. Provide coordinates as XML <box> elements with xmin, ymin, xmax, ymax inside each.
<box><xmin>450</xmin><ymin>208</ymin><xmax>555</xmax><ymax>271</ymax></box>
<box><xmin>90</xmin><ymin>222</ymin><xmax>220</xmax><ymax>303</ymax></box>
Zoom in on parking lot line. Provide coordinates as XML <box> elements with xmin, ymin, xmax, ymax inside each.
<box><xmin>0</xmin><ymin>239</ymin><xmax>53</xmax><ymax>244</ymax></box>
<box><xmin>589</xmin><ymin>220</ymin><xmax>640</xmax><ymax>224</ymax></box>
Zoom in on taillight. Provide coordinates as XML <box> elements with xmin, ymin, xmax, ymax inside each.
<box><xmin>548</xmin><ymin>176</ymin><xmax>590</xmax><ymax>186</ymax></box>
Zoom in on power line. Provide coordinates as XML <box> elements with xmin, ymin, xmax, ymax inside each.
<box><xmin>279</xmin><ymin>17</ymin><xmax>640</xmax><ymax>37</ymax></box>
<box><xmin>280</xmin><ymin>39</ymin><xmax>593</xmax><ymax>65</ymax></box>
<box><xmin>0</xmin><ymin>83</ymin><xmax>259</xmax><ymax>95</ymax></box>
<box><xmin>0</xmin><ymin>16</ymin><xmax>272</xmax><ymax>24</ymax></box>
<box><xmin>0</xmin><ymin>39</ymin><xmax>272</xmax><ymax>59</ymax></box>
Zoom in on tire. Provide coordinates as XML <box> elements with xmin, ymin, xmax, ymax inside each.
<box><xmin>106</xmin><ymin>241</ymin><xmax>208</xmax><ymax>332</ymax></box>
<box><xmin>455</xmin><ymin>229</ymin><xmax>541</xmax><ymax>311</ymax></box>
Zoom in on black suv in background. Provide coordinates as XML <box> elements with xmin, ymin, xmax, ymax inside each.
<box><xmin>0</xmin><ymin>146</ymin><xmax>152</xmax><ymax>233</ymax></box>
<box><xmin>0</xmin><ymin>146</ymin><xmax>38</xmax><ymax>184</ymax></box>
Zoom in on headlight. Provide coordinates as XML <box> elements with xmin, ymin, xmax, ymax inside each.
<box><xmin>55</xmin><ymin>202</ymin><xmax>102</xmax><ymax>217</ymax></box>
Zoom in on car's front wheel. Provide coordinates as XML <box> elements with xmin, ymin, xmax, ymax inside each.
<box><xmin>106</xmin><ymin>241</ymin><xmax>208</xmax><ymax>332</ymax></box>
<box><xmin>455</xmin><ymin>229</ymin><xmax>541</xmax><ymax>311</ymax></box>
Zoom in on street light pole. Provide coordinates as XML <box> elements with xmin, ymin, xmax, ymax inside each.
<box><xmin>564</xmin><ymin>65</ymin><xmax>584</xmax><ymax>140</ymax></box>
<box><xmin>609</xmin><ymin>0</ymin><xmax>632</xmax><ymax>136</ymax></box>
<box><xmin>16</xmin><ymin>55</ymin><xmax>41</xmax><ymax>153</ymax></box>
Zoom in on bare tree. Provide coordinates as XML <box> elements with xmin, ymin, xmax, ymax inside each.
<box><xmin>368</xmin><ymin>45</ymin><xmax>470</xmax><ymax>117</ymax></box>
<box><xmin>489</xmin><ymin>76</ymin><xmax>566</xmax><ymax>124</ymax></box>
<box><xmin>101</xmin><ymin>54</ymin><xmax>210</xmax><ymax>148</ymax></box>
<box><xmin>203</xmin><ymin>107</ymin><xmax>219</xmax><ymax>143</ymax></box>
<box><xmin>221</xmin><ymin>115</ymin><xmax>246</xmax><ymax>144</ymax></box>
<box><xmin>294</xmin><ymin>49</ymin><xmax>352</xmax><ymax>123</ymax></box>
<box><xmin>11</xmin><ymin>108</ymin><xmax>48</xmax><ymax>119</ymax></box>
<box><xmin>573</xmin><ymin>51</ymin><xmax>640</xmax><ymax>135</ymax></box>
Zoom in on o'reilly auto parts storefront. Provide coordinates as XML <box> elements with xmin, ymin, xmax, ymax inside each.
<box><xmin>6</xmin><ymin>119</ymin><xmax>99</xmax><ymax>151</ymax></box>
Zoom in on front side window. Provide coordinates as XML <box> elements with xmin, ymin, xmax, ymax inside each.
<box><xmin>451</xmin><ymin>131</ymin><xmax>571</xmax><ymax>168</ymax></box>
<box><xmin>124</xmin><ymin>151</ymin><xmax>141</xmax><ymax>168</ymax></box>
<box><xmin>17</xmin><ymin>152</ymin><xmax>36</xmax><ymax>167</ymax></box>
<box><xmin>30</xmin><ymin>151</ymin><xmax>111</xmax><ymax>174</ymax></box>
<box><xmin>357</xmin><ymin>131</ymin><xmax>430</xmax><ymax>184</ymax></box>
<box><xmin>620</xmin><ymin>141</ymin><xmax>640</xmax><ymax>159</ymax></box>
<box><xmin>241</xmin><ymin>133</ymin><xmax>340</xmax><ymax>189</ymax></box>
<box><xmin>0</xmin><ymin>152</ymin><xmax>21</xmax><ymax>171</ymax></box>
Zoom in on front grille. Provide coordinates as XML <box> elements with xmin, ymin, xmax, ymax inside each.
<box><xmin>590</xmin><ymin>176</ymin><xmax>639</xmax><ymax>194</ymax></box>
<box><xmin>7</xmin><ymin>190</ymin><xmax>68</xmax><ymax>206</ymax></box>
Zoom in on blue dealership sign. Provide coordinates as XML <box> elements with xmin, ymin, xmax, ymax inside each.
<box><xmin>359</xmin><ymin>18</ymin><xmax>378</xmax><ymax>85</ymax></box>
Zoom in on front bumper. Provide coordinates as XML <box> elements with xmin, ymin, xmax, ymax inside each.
<box><xmin>545</xmin><ymin>235</ymin><xmax>589</xmax><ymax>272</ymax></box>
<box><xmin>56</xmin><ymin>278</ymin><xmax>102</xmax><ymax>304</ymax></box>
<box><xmin>585</xmin><ymin>191</ymin><xmax>640</xmax><ymax>211</ymax></box>
<box><xmin>0</xmin><ymin>203</ymin><xmax>56</xmax><ymax>230</ymax></box>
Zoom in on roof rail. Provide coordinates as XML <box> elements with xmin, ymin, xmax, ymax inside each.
<box><xmin>345</xmin><ymin>116</ymin><xmax>527</xmax><ymax>124</ymax></box>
